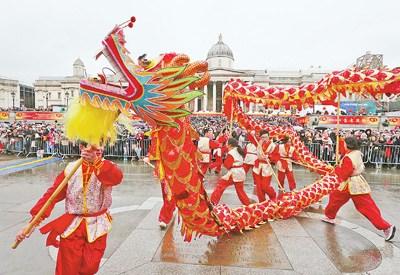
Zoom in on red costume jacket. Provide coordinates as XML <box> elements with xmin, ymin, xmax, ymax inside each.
<box><xmin>30</xmin><ymin>159</ymin><xmax>123</xmax><ymax>247</ymax></box>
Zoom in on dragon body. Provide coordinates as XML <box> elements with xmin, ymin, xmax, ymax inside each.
<box><xmin>65</xmin><ymin>18</ymin><xmax>400</xmax><ymax>241</ymax></box>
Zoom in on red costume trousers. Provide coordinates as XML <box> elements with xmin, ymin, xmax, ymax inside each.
<box><xmin>243</xmin><ymin>163</ymin><xmax>253</xmax><ymax>174</ymax></box>
<box><xmin>325</xmin><ymin>189</ymin><xmax>391</xmax><ymax>230</ymax></box>
<box><xmin>199</xmin><ymin>162</ymin><xmax>210</xmax><ymax>175</ymax></box>
<box><xmin>211</xmin><ymin>178</ymin><xmax>250</xmax><ymax>205</ymax></box>
<box><xmin>278</xmin><ymin>170</ymin><xmax>296</xmax><ymax>191</ymax></box>
<box><xmin>243</xmin><ymin>164</ymin><xmax>258</xmax><ymax>186</ymax></box>
<box><xmin>159</xmin><ymin>180</ymin><xmax>176</xmax><ymax>224</ymax></box>
<box><xmin>209</xmin><ymin>156</ymin><xmax>223</xmax><ymax>173</ymax></box>
<box><xmin>55</xmin><ymin>221</ymin><xmax>107</xmax><ymax>275</ymax></box>
<box><xmin>254</xmin><ymin>173</ymin><xmax>276</xmax><ymax>202</ymax></box>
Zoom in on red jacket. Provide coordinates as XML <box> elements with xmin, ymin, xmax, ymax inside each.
<box><xmin>30</xmin><ymin>159</ymin><xmax>122</xmax><ymax>228</ymax></box>
<box><xmin>334</xmin><ymin>155</ymin><xmax>354</xmax><ymax>183</ymax></box>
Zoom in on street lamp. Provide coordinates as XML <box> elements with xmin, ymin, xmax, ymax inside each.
<box><xmin>11</xmin><ymin>90</ymin><xmax>15</xmax><ymax>110</ymax></box>
<box><xmin>65</xmin><ymin>90</ymin><xmax>70</xmax><ymax>108</ymax></box>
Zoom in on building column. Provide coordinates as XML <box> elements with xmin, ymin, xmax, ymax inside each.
<box><xmin>193</xmin><ymin>88</ymin><xmax>198</xmax><ymax>112</ymax></box>
<box><xmin>221</xmin><ymin>82</ymin><xmax>225</xmax><ymax>112</ymax></box>
<box><xmin>194</xmin><ymin>97</ymin><xmax>198</xmax><ymax>112</ymax></box>
<box><xmin>203</xmin><ymin>85</ymin><xmax>208</xmax><ymax>112</ymax></box>
<box><xmin>249</xmin><ymin>103</ymin><xmax>254</xmax><ymax>113</ymax></box>
<box><xmin>212</xmin><ymin>82</ymin><xmax>217</xmax><ymax>112</ymax></box>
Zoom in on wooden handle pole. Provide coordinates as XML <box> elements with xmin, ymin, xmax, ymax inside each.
<box><xmin>12</xmin><ymin>158</ymin><xmax>83</xmax><ymax>249</ymax></box>
<box><xmin>281</xmin><ymin>158</ymin><xmax>332</xmax><ymax>174</ymax></box>
<box><xmin>336</xmin><ymin>91</ymin><xmax>341</xmax><ymax>165</ymax></box>
<box><xmin>229</xmin><ymin>100</ymin><xmax>234</xmax><ymax>134</ymax></box>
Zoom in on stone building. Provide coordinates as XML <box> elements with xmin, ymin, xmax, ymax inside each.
<box><xmin>192</xmin><ymin>34</ymin><xmax>330</xmax><ymax>113</ymax></box>
<box><xmin>33</xmin><ymin>58</ymin><xmax>86</xmax><ymax>110</ymax></box>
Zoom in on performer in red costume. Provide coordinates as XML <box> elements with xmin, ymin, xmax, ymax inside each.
<box><xmin>276</xmin><ymin>136</ymin><xmax>298</xmax><ymax>191</ymax></box>
<box><xmin>250</xmin><ymin>130</ymin><xmax>279</xmax><ymax>202</ymax></box>
<box><xmin>322</xmin><ymin>136</ymin><xmax>396</xmax><ymax>241</ymax></box>
<box><xmin>145</xmin><ymin>130</ymin><xmax>176</xmax><ymax>229</ymax></box>
<box><xmin>210</xmin><ymin>138</ymin><xmax>251</xmax><ymax>205</ymax></box>
<box><xmin>15</xmin><ymin>142</ymin><xmax>123</xmax><ymax>275</ymax></box>
<box><xmin>198</xmin><ymin>128</ymin><xmax>220</xmax><ymax>181</ymax></box>
<box><xmin>209</xmin><ymin>128</ymin><xmax>229</xmax><ymax>174</ymax></box>
<box><xmin>243</xmin><ymin>130</ymin><xmax>259</xmax><ymax>187</ymax></box>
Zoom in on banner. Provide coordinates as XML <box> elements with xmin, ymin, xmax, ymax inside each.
<box><xmin>0</xmin><ymin>112</ymin><xmax>9</xmax><ymax>120</ymax></box>
<box><xmin>385</xmin><ymin>117</ymin><xmax>400</xmax><ymax>127</ymax></box>
<box><xmin>296</xmin><ymin>116</ymin><xmax>309</xmax><ymax>125</ymax></box>
<box><xmin>340</xmin><ymin>101</ymin><xmax>377</xmax><ymax>115</ymax></box>
<box><xmin>318</xmin><ymin>115</ymin><xmax>380</xmax><ymax>126</ymax></box>
<box><xmin>15</xmin><ymin>112</ymin><xmax>64</xmax><ymax>121</ymax></box>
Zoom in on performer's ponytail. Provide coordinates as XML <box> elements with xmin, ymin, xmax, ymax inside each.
<box><xmin>228</xmin><ymin>138</ymin><xmax>245</xmax><ymax>157</ymax></box>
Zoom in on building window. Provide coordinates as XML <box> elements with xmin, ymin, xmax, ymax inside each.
<box><xmin>71</xmin><ymin>90</ymin><xmax>74</xmax><ymax>97</ymax></box>
<box><xmin>58</xmin><ymin>92</ymin><xmax>61</xmax><ymax>99</ymax></box>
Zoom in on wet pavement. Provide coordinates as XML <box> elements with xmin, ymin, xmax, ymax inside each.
<box><xmin>0</xmin><ymin>155</ymin><xmax>399</xmax><ymax>274</ymax></box>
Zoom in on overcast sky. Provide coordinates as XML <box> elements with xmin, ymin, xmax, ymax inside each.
<box><xmin>1</xmin><ymin>0</ymin><xmax>399</xmax><ymax>84</ymax></box>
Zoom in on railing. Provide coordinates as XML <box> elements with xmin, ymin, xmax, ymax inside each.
<box><xmin>304</xmin><ymin>143</ymin><xmax>373</xmax><ymax>164</ymax></box>
<box><xmin>1</xmin><ymin>138</ymin><xmax>400</xmax><ymax>166</ymax></box>
<box><xmin>0</xmin><ymin>138</ymin><xmax>151</xmax><ymax>160</ymax></box>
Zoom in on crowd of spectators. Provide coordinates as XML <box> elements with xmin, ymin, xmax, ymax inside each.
<box><xmin>1</xmin><ymin>116</ymin><xmax>400</xmax><ymax>166</ymax></box>
<box><xmin>0</xmin><ymin>121</ymin><xmax>151</xmax><ymax>159</ymax></box>
<box><xmin>0</xmin><ymin>121</ymin><xmax>64</xmax><ymax>155</ymax></box>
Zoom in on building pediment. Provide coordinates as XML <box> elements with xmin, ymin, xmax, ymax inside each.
<box><xmin>209</xmin><ymin>68</ymin><xmax>250</xmax><ymax>76</ymax></box>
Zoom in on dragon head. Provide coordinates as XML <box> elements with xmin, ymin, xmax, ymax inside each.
<box><xmin>64</xmin><ymin>17</ymin><xmax>210</xmax><ymax>145</ymax></box>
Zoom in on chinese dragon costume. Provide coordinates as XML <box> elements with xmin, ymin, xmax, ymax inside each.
<box><xmin>64</xmin><ymin>17</ymin><xmax>400</xmax><ymax>241</ymax></box>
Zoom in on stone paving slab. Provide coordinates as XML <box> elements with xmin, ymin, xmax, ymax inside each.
<box><xmin>297</xmin><ymin>216</ymin><xmax>381</xmax><ymax>273</ymax></box>
<box><xmin>220</xmin><ymin>266</ymin><xmax>299</xmax><ymax>275</ymax></box>
<box><xmin>98</xmin><ymin>204</ymin><xmax>167</xmax><ymax>275</ymax></box>
<box><xmin>98</xmin><ymin>228</ymin><xmax>167</xmax><ymax>274</ymax></box>
<box><xmin>276</xmin><ymin>235</ymin><xmax>341</xmax><ymax>275</ymax></box>
<box><xmin>153</xmin><ymin>221</ymin><xmax>292</xmax><ymax>269</ymax></box>
<box><xmin>122</xmin><ymin>262</ymin><xmax>221</xmax><ymax>275</ymax></box>
<box><xmin>270</xmin><ymin>217</ymin><xmax>309</xmax><ymax>237</ymax></box>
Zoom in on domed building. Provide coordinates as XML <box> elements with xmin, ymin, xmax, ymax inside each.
<box><xmin>73</xmin><ymin>58</ymin><xmax>86</xmax><ymax>77</ymax></box>
<box><xmin>207</xmin><ymin>34</ymin><xmax>234</xmax><ymax>70</ymax></box>
<box><xmin>191</xmin><ymin>34</ymin><xmax>329</xmax><ymax>113</ymax></box>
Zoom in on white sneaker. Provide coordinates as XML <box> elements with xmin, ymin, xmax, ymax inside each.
<box><xmin>159</xmin><ymin>221</ymin><xmax>167</xmax><ymax>229</ymax></box>
<box><xmin>383</xmin><ymin>225</ymin><xmax>396</xmax><ymax>241</ymax></box>
<box><xmin>321</xmin><ymin>216</ymin><xmax>336</xmax><ymax>224</ymax></box>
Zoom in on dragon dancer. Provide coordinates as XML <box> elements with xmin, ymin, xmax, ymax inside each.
<box><xmin>198</xmin><ymin>128</ymin><xmax>221</xmax><ymax>181</ymax></box>
<box><xmin>249</xmin><ymin>130</ymin><xmax>280</xmax><ymax>202</ymax></box>
<box><xmin>243</xmin><ymin>130</ymin><xmax>259</xmax><ymax>186</ymax></box>
<box><xmin>209</xmin><ymin>128</ymin><xmax>229</xmax><ymax>174</ymax></box>
<box><xmin>276</xmin><ymin>136</ymin><xmax>298</xmax><ymax>191</ymax></box>
<box><xmin>15</xmin><ymin>143</ymin><xmax>123</xmax><ymax>275</ymax></box>
<box><xmin>210</xmin><ymin>138</ymin><xmax>251</xmax><ymax>205</ymax></box>
<box><xmin>322</xmin><ymin>136</ymin><xmax>396</xmax><ymax>241</ymax></box>
<box><xmin>145</xmin><ymin>130</ymin><xmax>177</xmax><ymax>229</ymax></box>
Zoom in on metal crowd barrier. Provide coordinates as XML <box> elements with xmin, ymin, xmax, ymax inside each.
<box><xmin>103</xmin><ymin>139</ymin><xmax>151</xmax><ymax>159</ymax></box>
<box><xmin>1</xmin><ymin>137</ymin><xmax>400</xmax><ymax>166</ymax></box>
<box><xmin>368</xmin><ymin>145</ymin><xmax>400</xmax><ymax>165</ymax></box>
<box><xmin>305</xmin><ymin>143</ymin><xmax>370</xmax><ymax>164</ymax></box>
<box><xmin>1</xmin><ymin>137</ymin><xmax>151</xmax><ymax>160</ymax></box>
